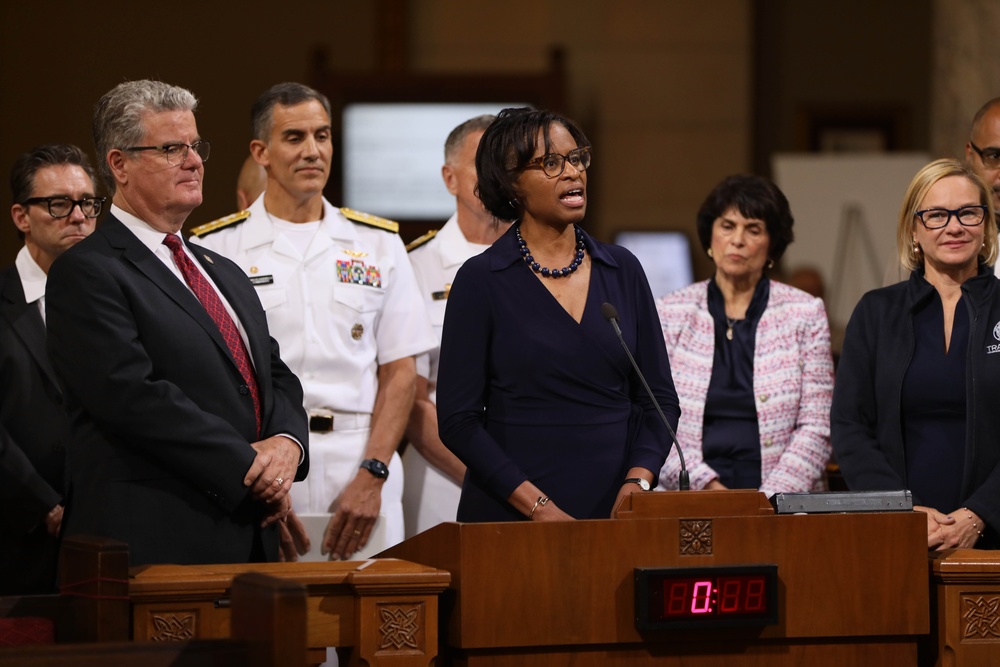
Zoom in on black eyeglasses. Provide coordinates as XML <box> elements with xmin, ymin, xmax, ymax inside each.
<box><xmin>124</xmin><ymin>141</ymin><xmax>211</xmax><ymax>166</ymax></box>
<box><xmin>21</xmin><ymin>196</ymin><xmax>106</xmax><ymax>219</ymax></box>
<box><xmin>914</xmin><ymin>205</ymin><xmax>988</xmax><ymax>229</ymax></box>
<box><xmin>969</xmin><ymin>141</ymin><xmax>1000</xmax><ymax>169</ymax></box>
<box><xmin>523</xmin><ymin>146</ymin><xmax>592</xmax><ymax>178</ymax></box>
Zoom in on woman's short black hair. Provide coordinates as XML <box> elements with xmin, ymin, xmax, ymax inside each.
<box><xmin>475</xmin><ymin>107</ymin><xmax>590</xmax><ymax>222</ymax></box>
<box><xmin>695</xmin><ymin>174</ymin><xmax>795</xmax><ymax>262</ymax></box>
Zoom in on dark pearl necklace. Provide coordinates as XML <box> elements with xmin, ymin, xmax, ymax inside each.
<box><xmin>516</xmin><ymin>225</ymin><xmax>586</xmax><ymax>278</ymax></box>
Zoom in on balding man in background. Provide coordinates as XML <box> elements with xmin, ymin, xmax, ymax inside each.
<box><xmin>402</xmin><ymin>115</ymin><xmax>510</xmax><ymax>536</ymax></box>
<box><xmin>236</xmin><ymin>154</ymin><xmax>267</xmax><ymax>211</ymax></box>
<box><xmin>966</xmin><ymin>97</ymin><xmax>1000</xmax><ymax>213</ymax></box>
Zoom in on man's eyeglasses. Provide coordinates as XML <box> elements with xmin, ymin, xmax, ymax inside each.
<box><xmin>523</xmin><ymin>146</ymin><xmax>592</xmax><ymax>178</ymax></box>
<box><xmin>124</xmin><ymin>141</ymin><xmax>211</xmax><ymax>166</ymax></box>
<box><xmin>914</xmin><ymin>205</ymin><xmax>988</xmax><ymax>229</ymax></box>
<box><xmin>969</xmin><ymin>141</ymin><xmax>1000</xmax><ymax>169</ymax></box>
<box><xmin>21</xmin><ymin>196</ymin><xmax>106</xmax><ymax>219</ymax></box>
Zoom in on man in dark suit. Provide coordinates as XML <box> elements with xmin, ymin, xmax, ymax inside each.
<box><xmin>45</xmin><ymin>80</ymin><xmax>309</xmax><ymax>567</ymax></box>
<box><xmin>1</xmin><ymin>144</ymin><xmax>100</xmax><ymax>593</ymax></box>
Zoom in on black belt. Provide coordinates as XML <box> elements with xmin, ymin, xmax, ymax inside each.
<box><xmin>309</xmin><ymin>414</ymin><xmax>334</xmax><ymax>433</ymax></box>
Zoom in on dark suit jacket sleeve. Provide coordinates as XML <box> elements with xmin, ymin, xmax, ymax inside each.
<box><xmin>46</xmin><ymin>241</ymin><xmax>305</xmax><ymax>512</ymax></box>
<box><xmin>191</xmin><ymin>242</ymin><xmax>309</xmax><ymax>479</ymax></box>
<box><xmin>0</xmin><ymin>422</ymin><xmax>60</xmax><ymax>533</ymax></box>
<box><xmin>621</xmin><ymin>250</ymin><xmax>680</xmax><ymax>481</ymax></box>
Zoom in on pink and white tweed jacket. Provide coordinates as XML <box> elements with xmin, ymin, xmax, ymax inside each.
<box><xmin>655</xmin><ymin>280</ymin><xmax>834</xmax><ymax>495</ymax></box>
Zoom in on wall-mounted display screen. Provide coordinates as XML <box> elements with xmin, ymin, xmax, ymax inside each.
<box><xmin>343</xmin><ymin>103</ymin><xmax>522</xmax><ymax>221</ymax></box>
<box><xmin>614</xmin><ymin>230</ymin><xmax>695</xmax><ymax>297</ymax></box>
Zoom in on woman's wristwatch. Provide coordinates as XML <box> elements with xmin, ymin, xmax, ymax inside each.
<box><xmin>624</xmin><ymin>477</ymin><xmax>650</xmax><ymax>491</ymax></box>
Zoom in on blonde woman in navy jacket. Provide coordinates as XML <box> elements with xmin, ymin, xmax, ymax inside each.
<box><xmin>833</xmin><ymin>158</ymin><xmax>1000</xmax><ymax>549</ymax></box>
<box><xmin>657</xmin><ymin>175</ymin><xmax>834</xmax><ymax>495</ymax></box>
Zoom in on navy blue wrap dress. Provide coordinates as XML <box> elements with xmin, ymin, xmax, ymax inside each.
<box><xmin>437</xmin><ymin>224</ymin><xmax>680</xmax><ymax>521</ymax></box>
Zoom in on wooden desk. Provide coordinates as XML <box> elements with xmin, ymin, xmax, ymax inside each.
<box><xmin>128</xmin><ymin>559</ymin><xmax>450</xmax><ymax>667</ymax></box>
<box><xmin>927</xmin><ymin>549</ymin><xmax>1000</xmax><ymax>666</ymax></box>
<box><xmin>383</xmin><ymin>491</ymin><xmax>929</xmax><ymax>666</ymax></box>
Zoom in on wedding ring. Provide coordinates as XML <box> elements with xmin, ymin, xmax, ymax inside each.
<box><xmin>353</xmin><ymin>530</ymin><xmax>362</xmax><ymax>536</ymax></box>
<box><xmin>274</xmin><ymin>477</ymin><xmax>284</xmax><ymax>486</ymax></box>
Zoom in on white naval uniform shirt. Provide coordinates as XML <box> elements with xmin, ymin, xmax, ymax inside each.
<box><xmin>197</xmin><ymin>194</ymin><xmax>435</xmax><ymax>550</ymax></box>
<box><xmin>196</xmin><ymin>194</ymin><xmax>435</xmax><ymax>415</ymax></box>
<box><xmin>402</xmin><ymin>214</ymin><xmax>491</xmax><ymax>536</ymax></box>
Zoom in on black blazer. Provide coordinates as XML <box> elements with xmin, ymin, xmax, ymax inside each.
<box><xmin>0</xmin><ymin>265</ymin><xmax>67</xmax><ymax>593</ymax></box>
<box><xmin>46</xmin><ymin>215</ymin><xmax>309</xmax><ymax>566</ymax></box>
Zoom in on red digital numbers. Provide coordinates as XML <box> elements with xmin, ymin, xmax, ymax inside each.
<box><xmin>666</xmin><ymin>582</ymin><xmax>688</xmax><ymax>615</ymax></box>
<box><xmin>744</xmin><ymin>577</ymin><xmax>765</xmax><ymax>612</ymax></box>
<box><xmin>661</xmin><ymin>575</ymin><xmax>768</xmax><ymax>617</ymax></box>
<box><xmin>718</xmin><ymin>578</ymin><xmax>741</xmax><ymax>612</ymax></box>
<box><xmin>691</xmin><ymin>581</ymin><xmax>712</xmax><ymax>614</ymax></box>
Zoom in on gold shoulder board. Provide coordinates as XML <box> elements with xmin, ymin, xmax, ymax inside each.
<box><xmin>406</xmin><ymin>229</ymin><xmax>439</xmax><ymax>252</ymax></box>
<box><xmin>340</xmin><ymin>207</ymin><xmax>399</xmax><ymax>233</ymax></box>
<box><xmin>189</xmin><ymin>210</ymin><xmax>250</xmax><ymax>238</ymax></box>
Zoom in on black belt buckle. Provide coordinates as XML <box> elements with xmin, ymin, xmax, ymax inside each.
<box><xmin>309</xmin><ymin>414</ymin><xmax>334</xmax><ymax>433</ymax></box>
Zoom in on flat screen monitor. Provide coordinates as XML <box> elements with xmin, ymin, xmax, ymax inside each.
<box><xmin>614</xmin><ymin>231</ymin><xmax>695</xmax><ymax>298</ymax></box>
<box><xmin>343</xmin><ymin>102</ymin><xmax>523</xmax><ymax>221</ymax></box>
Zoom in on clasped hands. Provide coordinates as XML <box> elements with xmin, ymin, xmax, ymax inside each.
<box><xmin>917</xmin><ymin>505</ymin><xmax>983</xmax><ymax>550</ymax></box>
<box><xmin>243</xmin><ymin>435</ymin><xmax>300</xmax><ymax>528</ymax></box>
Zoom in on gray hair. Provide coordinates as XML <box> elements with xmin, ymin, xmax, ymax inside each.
<box><xmin>92</xmin><ymin>80</ymin><xmax>198</xmax><ymax>193</ymax></box>
<box><xmin>444</xmin><ymin>114</ymin><xmax>495</xmax><ymax>163</ymax></box>
<box><xmin>251</xmin><ymin>82</ymin><xmax>332</xmax><ymax>143</ymax></box>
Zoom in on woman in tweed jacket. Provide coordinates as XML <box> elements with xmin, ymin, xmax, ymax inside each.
<box><xmin>656</xmin><ymin>175</ymin><xmax>834</xmax><ymax>495</ymax></box>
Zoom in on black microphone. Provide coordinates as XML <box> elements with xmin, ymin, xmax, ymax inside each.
<box><xmin>601</xmin><ymin>301</ymin><xmax>689</xmax><ymax>491</ymax></box>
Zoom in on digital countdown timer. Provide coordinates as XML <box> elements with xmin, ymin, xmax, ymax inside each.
<box><xmin>634</xmin><ymin>565</ymin><xmax>779</xmax><ymax>630</ymax></box>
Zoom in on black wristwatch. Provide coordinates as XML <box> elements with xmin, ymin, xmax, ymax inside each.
<box><xmin>359</xmin><ymin>458</ymin><xmax>389</xmax><ymax>480</ymax></box>
<box><xmin>624</xmin><ymin>477</ymin><xmax>651</xmax><ymax>491</ymax></box>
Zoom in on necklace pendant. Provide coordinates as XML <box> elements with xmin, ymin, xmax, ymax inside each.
<box><xmin>726</xmin><ymin>326</ymin><xmax>734</xmax><ymax>341</ymax></box>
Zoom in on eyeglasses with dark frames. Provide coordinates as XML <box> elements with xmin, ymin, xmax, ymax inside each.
<box><xmin>914</xmin><ymin>205</ymin><xmax>988</xmax><ymax>229</ymax></box>
<box><xmin>124</xmin><ymin>141</ymin><xmax>211</xmax><ymax>166</ymax></box>
<box><xmin>523</xmin><ymin>146</ymin><xmax>592</xmax><ymax>178</ymax></box>
<box><xmin>21</xmin><ymin>196</ymin><xmax>106</xmax><ymax>219</ymax></box>
<box><xmin>969</xmin><ymin>140</ymin><xmax>1000</xmax><ymax>169</ymax></box>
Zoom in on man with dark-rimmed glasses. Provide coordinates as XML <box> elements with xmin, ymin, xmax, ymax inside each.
<box><xmin>44</xmin><ymin>80</ymin><xmax>309</xmax><ymax>568</ymax></box>
<box><xmin>966</xmin><ymin>97</ymin><xmax>1000</xmax><ymax>214</ymax></box>
<box><xmin>1</xmin><ymin>143</ymin><xmax>99</xmax><ymax>593</ymax></box>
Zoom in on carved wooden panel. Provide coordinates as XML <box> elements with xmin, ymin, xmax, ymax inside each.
<box><xmin>148</xmin><ymin>610</ymin><xmax>198</xmax><ymax>642</ymax></box>
<box><xmin>961</xmin><ymin>594</ymin><xmax>1000</xmax><ymax>641</ymax></box>
<box><xmin>679</xmin><ymin>519</ymin><xmax>713</xmax><ymax>555</ymax></box>
<box><xmin>376</xmin><ymin>602</ymin><xmax>424</xmax><ymax>652</ymax></box>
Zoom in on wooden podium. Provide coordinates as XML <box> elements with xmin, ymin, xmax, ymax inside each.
<box><xmin>926</xmin><ymin>549</ymin><xmax>1000</xmax><ymax>666</ymax></box>
<box><xmin>381</xmin><ymin>490</ymin><xmax>929</xmax><ymax>666</ymax></box>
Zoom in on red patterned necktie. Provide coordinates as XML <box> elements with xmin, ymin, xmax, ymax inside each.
<box><xmin>162</xmin><ymin>234</ymin><xmax>261</xmax><ymax>436</ymax></box>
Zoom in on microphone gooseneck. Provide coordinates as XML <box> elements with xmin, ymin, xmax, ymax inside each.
<box><xmin>601</xmin><ymin>302</ymin><xmax>689</xmax><ymax>491</ymax></box>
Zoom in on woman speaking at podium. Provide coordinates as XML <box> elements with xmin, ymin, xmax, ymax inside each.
<box><xmin>656</xmin><ymin>175</ymin><xmax>834</xmax><ymax>495</ymax></box>
<box><xmin>436</xmin><ymin>108</ymin><xmax>679</xmax><ymax>522</ymax></box>
<box><xmin>832</xmin><ymin>158</ymin><xmax>1000</xmax><ymax>549</ymax></box>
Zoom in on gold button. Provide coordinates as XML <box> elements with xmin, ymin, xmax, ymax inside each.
<box><xmin>759</xmin><ymin>394</ymin><xmax>769</xmax><ymax>403</ymax></box>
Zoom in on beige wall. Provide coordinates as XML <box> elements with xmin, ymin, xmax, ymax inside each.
<box><xmin>0</xmin><ymin>0</ymin><xmax>752</xmax><ymax>280</ymax></box>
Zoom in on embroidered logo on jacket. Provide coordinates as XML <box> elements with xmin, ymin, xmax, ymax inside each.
<box><xmin>336</xmin><ymin>258</ymin><xmax>382</xmax><ymax>288</ymax></box>
<box><xmin>987</xmin><ymin>321</ymin><xmax>1000</xmax><ymax>354</ymax></box>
